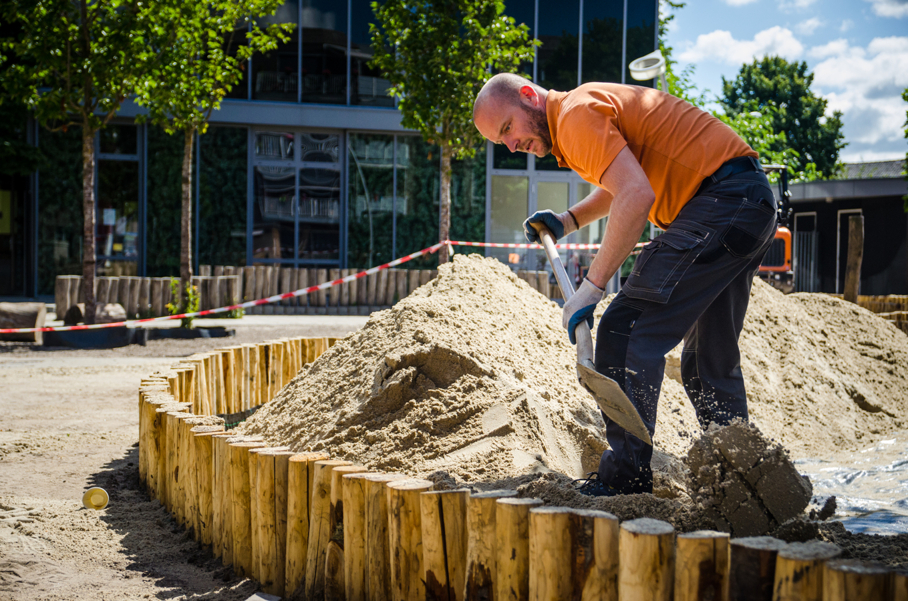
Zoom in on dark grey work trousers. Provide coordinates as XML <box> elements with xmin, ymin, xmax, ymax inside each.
<box><xmin>595</xmin><ymin>165</ymin><xmax>777</xmax><ymax>494</ymax></box>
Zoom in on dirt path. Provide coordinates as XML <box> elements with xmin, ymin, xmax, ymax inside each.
<box><xmin>0</xmin><ymin>317</ymin><xmax>366</xmax><ymax>601</ymax></box>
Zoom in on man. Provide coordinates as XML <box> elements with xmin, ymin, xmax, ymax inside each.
<box><xmin>473</xmin><ymin>73</ymin><xmax>778</xmax><ymax>496</ymax></box>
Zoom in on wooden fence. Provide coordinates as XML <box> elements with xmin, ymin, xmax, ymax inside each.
<box><xmin>137</xmin><ymin>336</ymin><xmax>908</xmax><ymax>600</ymax></box>
<box><xmin>56</xmin><ymin>267</ymin><xmax>553</xmax><ymax>319</ymax></box>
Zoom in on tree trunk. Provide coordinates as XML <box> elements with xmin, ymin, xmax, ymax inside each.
<box><xmin>438</xmin><ymin>145</ymin><xmax>453</xmax><ymax>264</ymax></box>
<box><xmin>81</xmin><ymin>126</ymin><xmax>97</xmax><ymax>324</ymax></box>
<box><xmin>180</xmin><ymin>128</ymin><xmax>195</xmax><ymax>310</ymax></box>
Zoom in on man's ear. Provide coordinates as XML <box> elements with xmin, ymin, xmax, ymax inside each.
<box><xmin>519</xmin><ymin>85</ymin><xmax>539</xmax><ymax>107</ymax></box>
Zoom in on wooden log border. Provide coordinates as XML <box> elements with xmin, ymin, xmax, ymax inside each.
<box><xmin>137</xmin><ymin>336</ymin><xmax>904</xmax><ymax>600</ymax></box>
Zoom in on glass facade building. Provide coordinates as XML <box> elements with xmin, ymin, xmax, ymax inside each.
<box><xmin>9</xmin><ymin>0</ymin><xmax>656</xmax><ymax>298</ymax></box>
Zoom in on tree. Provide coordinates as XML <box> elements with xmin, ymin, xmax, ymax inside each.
<box><xmin>658</xmin><ymin>0</ymin><xmax>708</xmax><ymax>108</ymax></box>
<box><xmin>717</xmin><ymin>105</ymin><xmax>818</xmax><ymax>183</ymax></box>
<box><xmin>721</xmin><ymin>56</ymin><xmax>845</xmax><ymax>178</ymax></box>
<box><xmin>134</xmin><ymin>0</ymin><xmax>290</xmax><ymax>311</ymax></box>
<box><xmin>370</xmin><ymin>0</ymin><xmax>537</xmax><ymax>264</ymax></box>
<box><xmin>1</xmin><ymin>0</ymin><xmax>158</xmax><ymax>323</ymax></box>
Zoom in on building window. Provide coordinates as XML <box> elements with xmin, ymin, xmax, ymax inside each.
<box><xmin>301</xmin><ymin>0</ymin><xmax>348</xmax><ymax>105</ymax></box>
<box><xmin>253</xmin><ymin>130</ymin><xmax>341</xmax><ymax>264</ymax></box>
<box><xmin>581</xmin><ymin>0</ymin><xmax>624</xmax><ymax>84</ymax></box>
<box><xmin>350</xmin><ymin>0</ymin><xmax>393</xmax><ymax>107</ymax></box>
<box><xmin>254</xmin><ymin>0</ymin><xmax>301</xmax><ymax>102</ymax></box>
<box><xmin>97</xmin><ymin>124</ymin><xmax>140</xmax><ymax>277</ymax></box>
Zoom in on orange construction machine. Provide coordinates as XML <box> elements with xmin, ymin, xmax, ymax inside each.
<box><xmin>758</xmin><ymin>165</ymin><xmax>794</xmax><ymax>293</ymax></box>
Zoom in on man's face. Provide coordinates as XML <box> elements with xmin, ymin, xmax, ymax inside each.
<box><xmin>474</xmin><ymin>89</ymin><xmax>552</xmax><ymax>158</ymax></box>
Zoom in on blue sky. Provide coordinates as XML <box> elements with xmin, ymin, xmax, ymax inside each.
<box><xmin>664</xmin><ymin>0</ymin><xmax>908</xmax><ymax>163</ymax></box>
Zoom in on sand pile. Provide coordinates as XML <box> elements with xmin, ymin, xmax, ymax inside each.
<box><xmin>241</xmin><ymin>253</ymin><xmax>908</xmax><ymax>488</ymax></box>
<box><xmin>240</xmin><ymin>254</ymin><xmax>608</xmax><ymax>481</ymax></box>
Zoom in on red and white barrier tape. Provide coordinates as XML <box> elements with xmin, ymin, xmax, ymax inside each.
<box><xmin>0</xmin><ymin>242</ymin><xmax>444</xmax><ymax>334</ymax></box>
<box><xmin>1</xmin><ymin>238</ymin><xmax>641</xmax><ymax>335</ymax></box>
<box><xmin>448</xmin><ymin>240</ymin><xmax>646</xmax><ymax>250</ymax></box>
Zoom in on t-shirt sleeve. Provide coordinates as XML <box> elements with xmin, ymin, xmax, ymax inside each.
<box><xmin>557</xmin><ymin>101</ymin><xmax>627</xmax><ymax>186</ymax></box>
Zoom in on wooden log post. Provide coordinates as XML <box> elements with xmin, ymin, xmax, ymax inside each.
<box><xmin>528</xmin><ymin>506</ymin><xmax>572</xmax><ymax>601</ymax></box>
<box><xmin>675</xmin><ymin>531</ymin><xmax>730</xmax><ymax>601</ymax></box>
<box><xmin>893</xmin><ymin>570</ymin><xmax>908</xmax><ymax>601</ymax></box>
<box><xmin>495</xmin><ymin>497</ymin><xmax>544</xmax><ymax>601</ymax></box>
<box><xmin>364</xmin><ymin>473</ymin><xmax>409</xmax><ymax>599</ymax></box>
<box><xmin>183</xmin><ymin>422</ymin><xmax>221</xmax><ymax>539</ymax></box>
<box><xmin>192</xmin><ymin>427</ymin><xmax>224</xmax><ymax>547</ymax></box>
<box><xmin>325</xmin><ymin>465</ymin><xmax>369</xmax><ymax>600</ymax></box>
<box><xmin>54</xmin><ymin>276</ymin><xmax>73</xmax><ymax>318</ymax></box>
<box><xmin>355</xmin><ymin>269</ymin><xmax>368</xmax><ymax>307</ymax></box>
<box><xmin>822</xmin><ymin>559</ymin><xmax>892</xmax><ymax>601</ymax></box>
<box><xmin>280</xmin><ymin>267</ymin><xmax>293</xmax><ymax>308</ymax></box>
<box><xmin>137</xmin><ymin>385</ymin><xmax>168</xmax><ymax>489</ymax></box>
<box><xmin>138</xmin><ymin>277</ymin><xmax>151</xmax><ymax>316</ymax></box>
<box><xmin>150</xmin><ymin>278</ymin><xmax>164</xmax><ymax>316</ymax></box>
<box><xmin>772</xmin><ymin>541</ymin><xmax>841</xmax><ymax>601</ymax></box>
<box><xmin>396</xmin><ymin>269</ymin><xmax>408</xmax><ymax>304</ymax></box>
<box><xmin>342</xmin><ymin>472</ymin><xmax>386</xmax><ymax>601</ymax></box>
<box><xmin>0</xmin><ymin>302</ymin><xmax>47</xmax><ymax>344</ymax></box>
<box><xmin>249</xmin><ymin>445</ymin><xmax>291</xmax><ymax>583</ymax></box>
<box><xmin>526</xmin><ymin>506</ymin><xmax>619</xmax><ymax>601</ymax></box>
<box><xmin>243</xmin><ymin>266</ymin><xmax>256</xmax><ymax>302</ymax></box>
<box><xmin>421</xmin><ymin>489</ymin><xmax>470</xmax><ymax>601</ymax></box>
<box><xmin>408</xmin><ymin>269</ymin><xmax>420</xmax><ymax>297</ymax></box>
<box><xmin>340</xmin><ymin>269</ymin><xmax>351</xmax><ymax>306</ymax></box>
<box><xmin>844</xmin><ymin>215</ymin><xmax>864</xmax><ymax>304</ymax></box>
<box><xmin>210</xmin><ymin>433</ymin><xmax>236</xmax><ymax>561</ymax></box>
<box><xmin>317</xmin><ymin>269</ymin><xmax>328</xmax><ymax>307</ymax></box>
<box><xmin>305</xmin><ymin>460</ymin><xmax>354</xmax><ymax>600</ymax></box>
<box><xmin>255</xmin><ymin>449</ymin><xmax>297</xmax><ymax>597</ymax></box>
<box><xmin>387</xmin><ymin>479</ymin><xmax>434</xmax><ymax>601</ymax></box>
<box><xmin>376</xmin><ymin>269</ymin><xmax>389</xmax><ymax>307</ymax></box>
<box><xmin>229</xmin><ymin>439</ymin><xmax>267</xmax><ymax>575</ymax></box>
<box><xmin>617</xmin><ymin>517</ymin><xmax>676</xmax><ymax>601</ymax></box>
<box><xmin>117</xmin><ymin>276</ymin><xmax>131</xmax><ymax>316</ymax></box>
<box><xmin>366</xmin><ymin>271</ymin><xmax>378</xmax><ymax>307</ymax></box>
<box><xmin>465</xmin><ymin>489</ymin><xmax>516</xmax><ymax>599</ymax></box>
<box><xmin>285</xmin><ymin>453</ymin><xmax>331</xmax><ymax>597</ymax></box>
<box><xmin>328</xmin><ymin>268</ymin><xmax>340</xmax><ymax>306</ymax></box>
<box><xmin>419</xmin><ymin>269</ymin><xmax>431</xmax><ymax>287</ymax></box>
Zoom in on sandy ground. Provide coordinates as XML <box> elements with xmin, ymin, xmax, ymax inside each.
<box><xmin>0</xmin><ymin>316</ymin><xmax>367</xmax><ymax>601</ymax></box>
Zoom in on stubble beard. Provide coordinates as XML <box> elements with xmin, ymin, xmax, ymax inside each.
<box><xmin>521</xmin><ymin>103</ymin><xmax>552</xmax><ymax>156</ymax></box>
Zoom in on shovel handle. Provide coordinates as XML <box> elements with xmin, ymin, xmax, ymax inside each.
<box><xmin>530</xmin><ymin>222</ymin><xmax>596</xmax><ymax>366</ymax></box>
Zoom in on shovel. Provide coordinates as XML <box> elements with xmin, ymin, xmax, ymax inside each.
<box><xmin>533</xmin><ymin>223</ymin><xmax>653</xmax><ymax>446</ymax></box>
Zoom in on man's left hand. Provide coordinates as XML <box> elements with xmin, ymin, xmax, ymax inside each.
<box><xmin>563</xmin><ymin>278</ymin><xmax>605</xmax><ymax>344</ymax></box>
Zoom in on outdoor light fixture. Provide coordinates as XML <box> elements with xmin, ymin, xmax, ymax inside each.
<box><xmin>629</xmin><ymin>50</ymin><xmax>667</xmax><ymax>94</ymax></box>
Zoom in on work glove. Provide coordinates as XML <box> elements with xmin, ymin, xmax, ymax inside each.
<box><xmin>523</xmin><ymin>210</ymin><xmax>578</xmax><ymax>243</ymax></box>
<box><xmin>563</xmin><ymin>278</ymin><xmax>604</xmax><ymax>345</ymax></box>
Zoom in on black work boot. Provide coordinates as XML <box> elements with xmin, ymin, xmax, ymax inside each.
<box><xmin>572</xmin><ymin>472</ymin><xmax>620</xmax><ymax>497</ymax></box>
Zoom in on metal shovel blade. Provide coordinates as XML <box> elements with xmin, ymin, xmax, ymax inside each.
<box><xmin>576</xmin><ymin>362</ymin><xmax>652</xmax><ymax>446</ymax></box>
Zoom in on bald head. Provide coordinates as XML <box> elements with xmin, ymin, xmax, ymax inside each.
<box><xmin>473</xmin><ymin>74</ymin><xmax>552</xmax><ymax>157</ymax></box>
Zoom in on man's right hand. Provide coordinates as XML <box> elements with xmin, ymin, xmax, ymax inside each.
<box><xmin>523</xmin><ymin>210</ymin><xmax>578</xmax><ymax>243</ymax></box>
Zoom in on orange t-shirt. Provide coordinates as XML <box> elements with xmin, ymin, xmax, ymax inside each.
<box><xmin>545</xmin><ymin>83</ymin><xmax>758</xmax><ymax>229</ymax></box>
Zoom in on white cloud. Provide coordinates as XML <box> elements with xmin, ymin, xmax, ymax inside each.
<box><xmin>679</xmin><ymin>26</ymin><xmax>804</xmax><ymax>65</ymax></box>
<box><xmin>723</xmin><ymin>0</ymin><xmax>758</xmax><ymax>5</ymax></box>
<box><xmin>840</xmin><ymin>19</ymin><xmax>854</xmax><ymax>32</ymax></box>
<box><xmin>779</xmin><ymin>0</ymin><xmax>818</xmax><ymax>11</ymax></box>
<box><xmin>811</xmin><ymin>36</ymin><xmax>908</xmax><ymax>147</ymax></box>
<box><xmin>796</xmin><ymin>17</ymin><xmax>824</xmax><ymax>35</ymax></box>
<box><xmin>865</xmin><ymin>0</ymin><xmax>908</xmax><ymax>18</ymax></box>
<box><xmin>809</xmin><ymin>39</ymin><xmax>855</xmax><ymax>59</ymax></box>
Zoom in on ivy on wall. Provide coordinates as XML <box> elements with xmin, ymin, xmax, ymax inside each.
<box><xmin>199</xmin><ymin>126</ymin><xmax>247</xmax><ymax>267</ymax></box>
